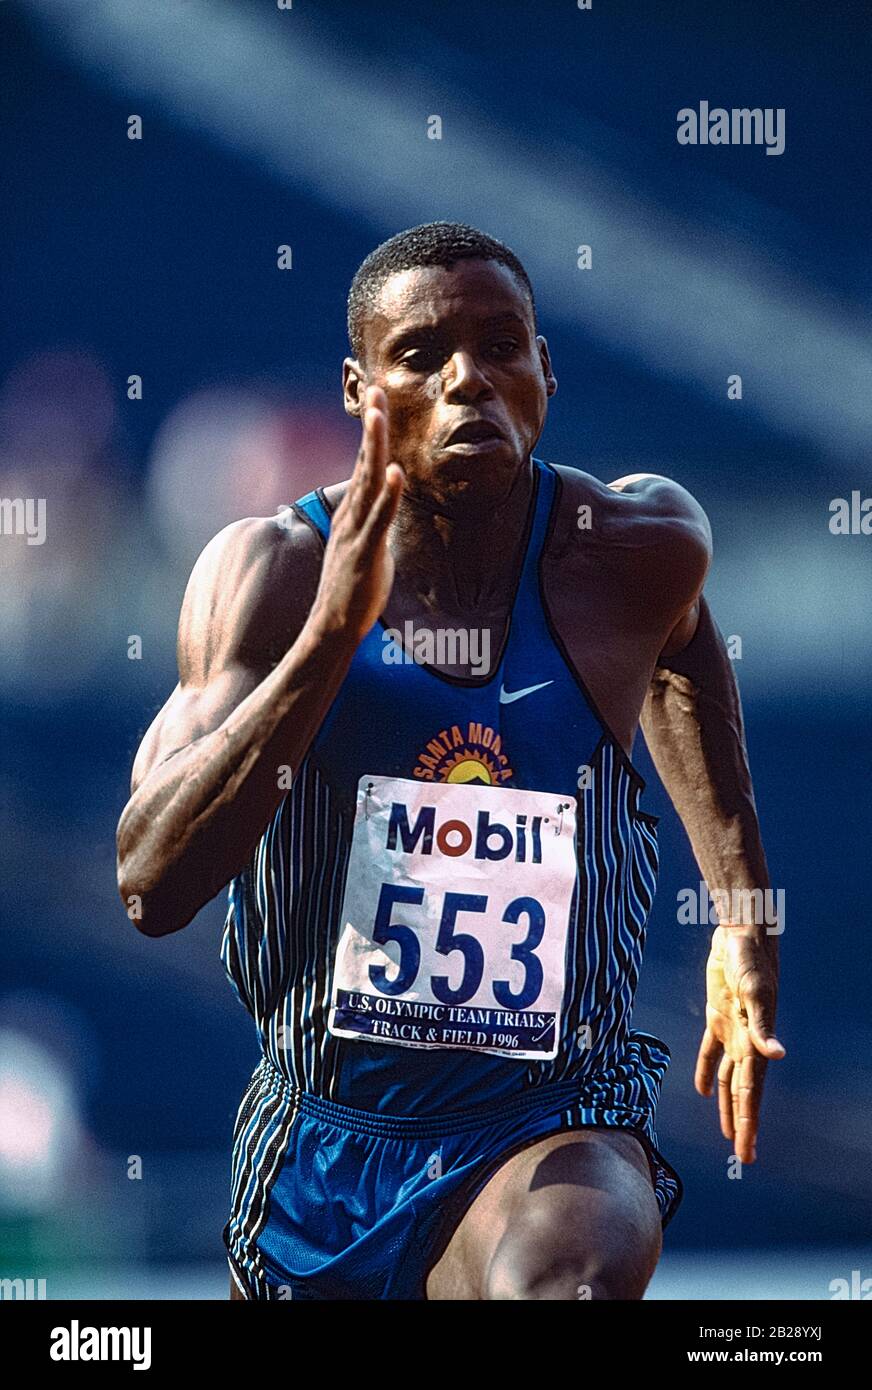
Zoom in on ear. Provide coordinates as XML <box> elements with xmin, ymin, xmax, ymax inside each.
<box><xmin>342</xmin><ymin>357</ymin><xmax>367</xmax><ymax>417</ymax></box>
<box><xmin>536</xmin><ymin>336</ymin><xmax>558</xmax><ymax>397</ymax></box>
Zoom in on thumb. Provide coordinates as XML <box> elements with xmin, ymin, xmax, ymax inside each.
<box><xmin>742</xmin><ymin>976</ymin><xmax>786</xmax><ymax>1058</ymax></box>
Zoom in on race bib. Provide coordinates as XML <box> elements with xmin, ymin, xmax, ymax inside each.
<box><xmin>328</xmin><ymin>775</ymin><xmax>577</xmax><ymax>1060</ymax></box>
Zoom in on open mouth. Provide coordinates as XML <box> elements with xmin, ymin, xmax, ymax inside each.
<box><xmin>443</xmin><ymin>421</ymin><xmax>506</xmax><ymax>449</ymax></box>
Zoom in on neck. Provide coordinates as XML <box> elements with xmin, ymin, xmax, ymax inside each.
<box><xmin>389</xmin><ymin>459</ymin><xmax>535</xmax><ymax>614</ymax></box>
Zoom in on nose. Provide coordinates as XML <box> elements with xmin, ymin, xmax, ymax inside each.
<box><xmin>441</xmin><ymin>350</ymin><xmax>494</xmax><ymax>401</ymax></box>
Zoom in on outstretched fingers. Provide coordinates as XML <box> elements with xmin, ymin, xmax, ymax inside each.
<box><xmin>363</xmin><ymin>461</ymin><xmax>404</xmax><ymax>542</ymax></box>
<box><xmin>694</xmin><ymin>1024</ymin><xmax>722</xmax><ymax>1098</ymax></box>
<box><xmin>717</xmin><ymin>1052</ymin><xmax>735</xmax><ymax>1143</ymax></box>
<box><xmin>349</xmin><ymin>386</ymin><xmax>390</xmax><ymax>524</ymax></box>
<box><xmin>696</xmin><ymin>1024</ymin><xmax>737</xmax><ymax>1143</ymax></box>
<box><xmin>732</xmin><ymin>1049</ymin><xmax>767</xmax><ymax>1163</ymax></box>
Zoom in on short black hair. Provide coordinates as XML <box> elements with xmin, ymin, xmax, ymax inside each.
<box><xmin>347</xmin><ymin>221</ymin><xmax>537</xmax><ymax>365</ymax></box>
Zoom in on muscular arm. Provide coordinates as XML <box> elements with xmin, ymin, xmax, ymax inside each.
<box><xmin>611</xmin><ymin>472</ymin><xmax>785</xmax><ymax>1163</ymax></box>
<box><xmin>641</xmin><ymin>595</ymin><xmax>771</xmax><ymax>912</ymax></box>
<box><xmin>116</xmin><ymin>518</ymin><xmax>353</xmax><ymax>937</ymax></box>
<box><xmin>116</xmin><ymin>386</ymin><xmax>403</xmax><ymax>937</ymax></box>
<box><xmin>609</xmin><ymin>471</ymin><xmax>770</xmax><ymax>919</ymax></box>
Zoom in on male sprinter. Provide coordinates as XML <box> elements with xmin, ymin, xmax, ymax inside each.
<box><xmin>117</xmin><ymin>222</ymin><xmax>784</xmax><ymax>1301</ymax></box>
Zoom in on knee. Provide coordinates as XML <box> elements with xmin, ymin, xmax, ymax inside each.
<box><xmin>484</xmin><ymin>1230</ymin><xmax>659</xmax><ymax>1301</ymax></box>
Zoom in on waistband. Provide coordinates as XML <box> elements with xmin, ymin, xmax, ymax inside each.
<box><xmin>253</xmin><ymin>1055</ymin><xmax>588</xmax><ymax>1140</ymax></box>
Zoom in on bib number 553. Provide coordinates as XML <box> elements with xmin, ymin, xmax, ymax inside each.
<box><xmin>369</xmin><ymin>883</ymin><xmax>546</xmax><ymax>1009</ymax></box>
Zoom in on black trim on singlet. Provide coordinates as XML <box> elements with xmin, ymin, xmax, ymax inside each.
<box><xmin>536</xmin><ymin>462</ymin><xmax>651</xmax><ymax>797</ymax></box>
<box><xmin>290</xmin><ymin>500</ymin><xmax>328</xmax><ymax>551</ymax></box>
<box><xmin>314</xmin><ymin>485</ymin><xmax>334</xmax><ymax>517</ymax></box>
<box><xmin>315</xmin><ymin>468</ymin><xmax>542</xmax><ymax>689</ymax></box>
<box><xmin>312</xmin><ymin>463</ymin><xmax>657</xmax><ymax>802</ymax></box>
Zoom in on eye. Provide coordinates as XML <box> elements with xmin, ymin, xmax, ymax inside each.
<box><xmin>400</xmin><ymin>347</ymin><xmax>442</xmax><ymax>371</ymax></box>
<box><xmin>490</xmin><ymin>339</ymin><xmax>520</xmax><ymax>357</ymax></box>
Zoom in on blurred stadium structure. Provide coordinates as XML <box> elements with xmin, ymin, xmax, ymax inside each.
<box><xmin>1</xmin><ymin>0</ymin><xmax>871</xmax><ymax>1297</ymax></box>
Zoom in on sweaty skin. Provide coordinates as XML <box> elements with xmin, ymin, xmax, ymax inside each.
<box><xmin>118</xmin><ymin>257</ymin><xmax>783</xmax><ymax>1299</ymax></box>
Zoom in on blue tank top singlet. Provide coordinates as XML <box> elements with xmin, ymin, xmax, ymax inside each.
<box><xmin>221</xmin><ymin>457</ymin><xmax>664</xmax><ymax>1115</ymax></box>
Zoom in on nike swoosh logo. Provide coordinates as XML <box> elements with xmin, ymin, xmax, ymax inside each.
<box><xmin>499</xmin><ymin>680</ymin><xmax>555</xmax><ymax>704</ymax></box>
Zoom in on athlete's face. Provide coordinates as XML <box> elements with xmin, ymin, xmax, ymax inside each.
<box><xmin>343</xmin><ymin>259</ymin><xmax>557</xmax><ymax>509</ymax></box>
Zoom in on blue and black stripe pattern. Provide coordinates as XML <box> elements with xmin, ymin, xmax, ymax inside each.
<box><xmin>221</xmin><ymin>457</ymin><xmax>683</xmax><ymax>1278</ymax></box>
<box><xmin>537</xmin><ymin>738</ymin><xmax>660</xmax><ymax>1086</ymax></box>
<box><xmin>223</xmin><ymin>759</ymin><xmax>352</xmax><ymax>1099</ymax></box>
<box><xmin>221</xmin><ymin>739</ymin><xmax>661</xmax><ymax>1103</ymax></box>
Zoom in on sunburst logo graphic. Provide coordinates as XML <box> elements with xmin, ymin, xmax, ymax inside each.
<box><xmin>413</xmin><ymin>722</ymin><xmax>513</xmax><ymax>785</ymax></box>
<box><xmin>442</xmin><ymin>749</ymin><xmax>501</xmax><ymax>785</ymax></box>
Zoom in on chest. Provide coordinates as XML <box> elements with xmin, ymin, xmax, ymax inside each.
<box><xmin>379</xmin><ymin>548</ymin><xmax>665</xmax><ymax>756</ymax></box>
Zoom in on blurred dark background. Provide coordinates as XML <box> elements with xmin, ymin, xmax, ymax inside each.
<box><xmin>1</xmin><ymin>0</ymin><xmax>870</xmax><ymax>1298</ymax></box>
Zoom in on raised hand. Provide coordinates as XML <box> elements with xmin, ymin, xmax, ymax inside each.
<box><xmin>313</xmin><ymin>385</ymin><xmax>404</xmax><ymax>644</ymax></box>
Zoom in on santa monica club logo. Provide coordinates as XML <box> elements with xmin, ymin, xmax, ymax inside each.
<box><xmin>413</xmin><ymin>720</ymin><xmax>513</xmax><ymax>785</ymax></box>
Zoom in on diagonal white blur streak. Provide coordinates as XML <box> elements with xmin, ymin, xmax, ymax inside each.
<box><xmin>20</xmin><ymin>0</ymin><xmax>872</xmax><ymax>464</ymax></box>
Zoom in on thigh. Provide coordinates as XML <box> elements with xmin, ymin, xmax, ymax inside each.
<box><xmin>426</xmin><ymin>1128</ymin><xmax>663</xmax><ymax>1301</ymax></box>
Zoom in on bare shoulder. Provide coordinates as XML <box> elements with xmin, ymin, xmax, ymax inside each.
<box><xmin>129</xmin><ymin>505</ymin><xmax>328</xmax><ymax>795</ymax></box>
<box><xmin>549</xmin><ymin>461</ymin><xmax>709</xmax><ymax>534</ymax></box>
<box><xmin>548</xmin><ymin>462</ymin><xmax>711</xmax><ymax>595</ymax></box>
<box><xmin>605</xmin><ymin>470</ymin><xmax>712</xmax><ymax>535</ymax></box>
<box><xmin>177</xmin><ymin>505</ymin><xmax>325</xmax><ymax>687</ymax></box>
